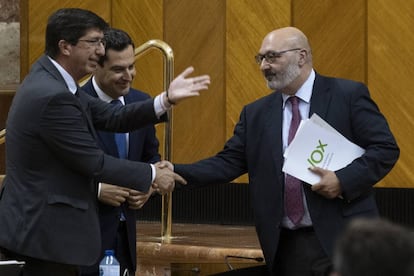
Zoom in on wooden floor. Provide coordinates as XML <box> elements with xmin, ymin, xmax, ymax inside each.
<box><xmin>136</xmin><ymin>222</ymin><xmax>264</xmax><ymax>275</ymax></box>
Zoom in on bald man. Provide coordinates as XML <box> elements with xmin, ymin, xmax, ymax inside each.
<box><xmin>173</xmin><ymin>27</ymin><xmax>399</xmax><ymax>275</ymax></box>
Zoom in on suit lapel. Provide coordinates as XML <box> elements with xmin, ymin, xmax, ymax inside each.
<box><xmin>264</xmin><ymin>93</ymin><xmax>284</xmax><ymax>178</ymax></box>
<box><xmin>39</xmin><ymin>56</ymin><xmax>100</xmax><ymax>141</ymax></box>
<box><xmin>76</xmin><ymin>90</ymin><xmax>101</xmax><ymax>141</ymax></box>
<box><xmin>309</xmin><ymin>74</ymin><xmax>332</xmax><ymax>119</ymax></box>
<box><xmin>81</xmin><ymin>82</ymin><xmax>119</xmax><ymax>155</ymax></box>
<box><xmin>306</xmin><ymin>73</ymin><xmax>332</xmax><ymax>216</ymax></box>
<box><xmin>38</xmin><ymin>55</ymin><xmax>66</xmax><ymax>84</ymax></box>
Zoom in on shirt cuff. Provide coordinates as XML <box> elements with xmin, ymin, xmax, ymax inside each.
<box><xmin>150</xmin><ymin>164</ymin><xmax>156</xmax><ymax>183</ymax></box>
<box><xmin>154</xmin><ymin>92</ymin><xmax>171</xmax><ymax>118</ymax></box>
<box><xmin>97</xmin><ymin>182</ymin><xmax>102</xmax><ymax>198</ymax></box>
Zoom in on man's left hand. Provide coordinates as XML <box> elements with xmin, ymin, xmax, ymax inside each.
<box><xmin>309</xmin><ymin>166</ymin><xmax>342</xmax><ymax>199</ymax></box>
<box><xmin>127</xmin><ymin>187</ymin><xmax>154</xmax><ymax>209</ymax></box>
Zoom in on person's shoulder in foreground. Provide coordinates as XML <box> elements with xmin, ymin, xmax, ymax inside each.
<box><xmin>331</xmin><ymin>218</ymin><xmax>414</xmax><ymax>276</ymax></box>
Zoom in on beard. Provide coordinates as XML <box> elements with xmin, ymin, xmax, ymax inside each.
<box><xmin>265</xmin><ymin>62</ymin><xmax>301</xmax><ymax>91</ymax></box>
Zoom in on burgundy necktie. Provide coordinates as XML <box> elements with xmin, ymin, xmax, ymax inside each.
<box><xmin>285</xmin><ymin>96</ymin><xmax>305</xmax><ymax>225</ymax></box>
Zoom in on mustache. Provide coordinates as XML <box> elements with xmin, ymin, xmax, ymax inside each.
<box><xmin>264</xmin><ymin>69</ymin><xmax>276</xmax><ymax>79</ymax></box>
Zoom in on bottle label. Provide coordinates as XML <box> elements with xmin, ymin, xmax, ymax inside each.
<box><xmin>99</xmin><ymin>265</ymin><xmax>120</xmax><ymax>276</ymax></box>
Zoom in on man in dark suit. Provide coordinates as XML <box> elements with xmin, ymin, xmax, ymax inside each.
<box><xmin>80</xmin><ymin>28</ymin><xmax>160</xmax><ymax>276</ymax></box>
<box><xmin>172</xmin><ymin>27</ymin><xmax>399</xmax><ymax>276</ymax></box>
<box><xmin>0</xmin><ymin>8</ymin><xmax>210</xmax><ymax>275</ymax></box>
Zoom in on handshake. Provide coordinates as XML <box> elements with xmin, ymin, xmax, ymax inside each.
<box><xmin>98</xmin><ymin>161</ymin><xmax>185</xmax><ymax>209</ymax></box>
<box><xmin>152</xmin><ymin>160</ymin><xmax>186</xmax><ymax>194</ymax></box>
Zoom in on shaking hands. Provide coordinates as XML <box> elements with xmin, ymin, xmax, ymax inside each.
<box><xmin>152</xmin><ymin>161</ymin><xmax>185</xmax><ymax>195</ymax></box>
<box><xmin>98</xmin><ymin>161</ymin><xmax>184</xmax><ymax>209</ymax></box>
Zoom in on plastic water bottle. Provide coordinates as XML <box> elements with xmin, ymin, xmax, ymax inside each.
<box><xmin>99</xmin><ymin>249</ymin><xmax>120</xmax><ymax>276</ymax></box>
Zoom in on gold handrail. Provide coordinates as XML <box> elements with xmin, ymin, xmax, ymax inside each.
<box><xmin>0</xmin><ymin>40</ymin><xmax>175</xmax><ymax>241</ymax></box>
<box><xmin>134</xmin><ymin>40</ymin><xmax>174</xmax><ymax>242</ymax></box>
<box><xmin>0</xmin><ymin>128</ymin><xmax>5</xmax><ymax>145</ymax></box>
<box><xmin>0</xmin><ymin>129</ymin><xmax>6</xmax><ymax>189</ymax></box>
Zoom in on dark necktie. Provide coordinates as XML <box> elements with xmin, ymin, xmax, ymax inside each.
<box><xmin>111</xmin><ymin>99</ymin><xmax>128</xmax><ymax>159</ymax></box>
<box><xmin>285</xmin><ymin>96</ymin><xmax>305</xmax><ymax>225</ymax></box>
<box><xmin>111</xmin><ymin>99</ymin><xmax>128</xmax><ymax>221</ymax></box>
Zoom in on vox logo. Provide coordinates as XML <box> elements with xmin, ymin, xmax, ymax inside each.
<box><xmin>307</xmin><ymin>140</ymin><xmax>328</xmax><ymax>167</ymax></box>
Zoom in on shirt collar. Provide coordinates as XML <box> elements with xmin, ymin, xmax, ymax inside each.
<box><xmin>282</xmin><ymin>69</ymin><xmax>315</xmax><ymax>107</ymax></box>
<box><xmin>92</xmin><ymin>76</ymin><xmax>125</xmax><ymax>105</ymax></box>
<box><xmin>48</xmin><ymin>56</ymin><xmax>78</xmax><ymax>94</ymax></box>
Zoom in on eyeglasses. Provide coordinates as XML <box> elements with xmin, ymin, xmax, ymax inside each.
<box><xmin>77</xmin><ymin>38</ymin><xmax>106</xmax><ymax>48</ymax></box>
<box><xmin>255</xmin><ymin>48</ymin><xmax>302</xmax><ymax>64</ymax></box>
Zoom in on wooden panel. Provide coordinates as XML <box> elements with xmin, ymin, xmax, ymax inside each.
<box><xmin>293</xmin><ymin>0</ymin><xmax>366</xmax><ymax>83</ymax></box>
<box><xmin>111</xmin><ymin>0</ymin><xmax>166</xmax><ymax>157</ymax></box>
<box><xmin>367</xmin><ymin>0</ymin><xmax>414</xmax><ymax>188</ymax></box>
<box><xmin>164</xmin><ymin>0</ymin><xmax>226</xmax><ymax>163</ymax></box>
<box><xmin>226</xmin><ymin>0</ymin><xmax>292</xmax><ymax>135</ymax></box>
<box><xmin>20</xmin><ymin>0</ymin><xmax>111</xmax><ymax>78</ymax></box>
<box><xmin>18</xmin><ymin>0</ymin><xmax>412</xmax><ymax>188</ymax></box>
<box><xmin>0</xmin><ymin>94</ymin><xmax>13</xmax><ymax>174</ymax></box>
<box><xmin>112</xmin><ymin>0</ymin><xmax>164</xmax><ymax>98</ymax></box>
<box><xmin>226</xmin><ymin>0</ymin><xmax>291</xmax><ymax>183</ymax></box>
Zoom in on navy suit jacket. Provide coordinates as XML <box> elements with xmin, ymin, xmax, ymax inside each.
<box><xmin>175</xmin><ymin>73</ymin><xmax>400</xmax><ymax>271</ymax></box>
<box><xmin>0</xmin><ymin>55</ymin><xmax>166</xmax><ymax>266</ymax></box>
<box><xmin>82</xmin><ymin>78</ymin><xmax>160</xmax><ymax>272</ymax></box>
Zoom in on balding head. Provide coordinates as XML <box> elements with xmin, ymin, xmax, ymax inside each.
<box><xmin>260</xmin><ymin>27</ymin><xmax>312</xmax><ymax>64</ymax></box>
<box><xmin>258</xmin><ymin>27</ymin><xmax>313</xmax><ymax>94</ymax></box>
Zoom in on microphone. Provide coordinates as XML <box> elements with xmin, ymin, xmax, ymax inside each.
<box><xmin>224</xmin><ymin>255</ymin><xmax>264</xmax><ymax>270</ymax></box>
<box><xmin>165</xmin><ymin>266</ymin><xmax>201</xmax><ymax>274</ymax></box>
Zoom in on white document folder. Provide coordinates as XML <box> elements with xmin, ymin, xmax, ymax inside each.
<box><xmin>282</xmin><ymin>113</ymin><xmax>365</xmax><ymax>185</ymax></box>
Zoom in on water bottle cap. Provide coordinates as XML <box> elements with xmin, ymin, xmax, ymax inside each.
<box><xmin>104</xmin><ymin>249</ymin><xmax>114</xmax><ymax>256</ymax></box>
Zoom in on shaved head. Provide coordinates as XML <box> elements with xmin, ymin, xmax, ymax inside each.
<box><xmin>258</xmin><ymin>27</ymin><xmax>313</xmax><ymax>94</ymax></box>
<box><xmin>260</xmin><ymin>27</ymin><xmax>312</xmax><ymax>63</ymax></box>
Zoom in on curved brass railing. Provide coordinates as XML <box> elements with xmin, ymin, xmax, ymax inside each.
<box><xmin>0</xmin><ymin>39</ymin><xmax>175</xmax><ymax>241</ymax></box>
<box><xmin>0</xmin><ymin>129</ymin><xmax>6</xmax><ymax>188</ymax></box>
<box><xmin>134</xmin><ymin>40</ymin><xmax>175</xmax><ymax>242</ymax></box>
<box><xmin>0</xmin><ymin>128</ymin><xmax>5</xmax><ymax>145</ymax></box>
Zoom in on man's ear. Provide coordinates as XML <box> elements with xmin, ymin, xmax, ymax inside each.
<box><xmin>298</xmin><ymin>49</ymin><xmax>308</xmax><ymax>66</ymax></box>
<box><xmin>58</xmin><ymin>40</ymin><xmax>72</xmax><ymax>56</ymax></box>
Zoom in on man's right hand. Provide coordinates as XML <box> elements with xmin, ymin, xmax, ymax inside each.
<box><xmin>152</xmin><ymin>162</ymin><xmax>186</xmax><ymax>194</ymax></box>
<box><xmin>163</xmin><ymin>66</ymin><xmax>210</xmax><ymax>105</ymax></box>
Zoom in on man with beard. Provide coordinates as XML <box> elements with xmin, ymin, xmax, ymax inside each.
<box><xmin>170</xmin><ymin>27</ymin><xmax>400</xmax><ymax>275</ymax></box>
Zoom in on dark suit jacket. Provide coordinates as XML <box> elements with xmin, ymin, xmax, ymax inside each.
<box><xmin>81</xmin><ymin>79</ymin><xmax>160</xmax><ymax>272</ymax></box>
<box><xmin>0</xmin><ymin>55</ymin><xmax>166</xmax><ymax>266</ymax></box>
<box><xmin>175</xmin><ymin>73</ymin><xmax>399</xmax><ymax>271</ymax></box>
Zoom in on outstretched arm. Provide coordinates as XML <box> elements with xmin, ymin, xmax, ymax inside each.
<box><xmin>162</xmin><ymin>66</ymin><xmax>210</xmax><ymax>106</ymax></box>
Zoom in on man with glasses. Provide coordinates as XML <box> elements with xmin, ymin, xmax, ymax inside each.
<box><xmin>171</xmin><ymin>27</ymin><xmax>399</xmax><ymax>275</ymax></box>
<box><xmin>78</xmin><ymin>38</ymin><xmax>107</xmax><ymax>48</ymax></box>
<box><xmin>0</xmin><ymin>8</ymin><xmax>210</xmax><ymax>275</ymax></box>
